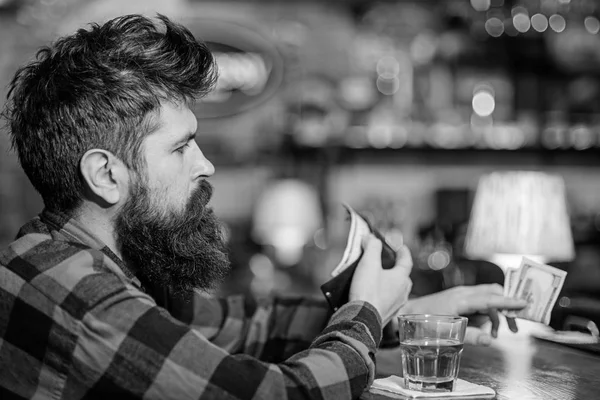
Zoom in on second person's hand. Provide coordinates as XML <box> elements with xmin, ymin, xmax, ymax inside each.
<box><xmin>399</xmin><ymin>284</ymin><xmax>528</xmax><ymax>345</ymax></box>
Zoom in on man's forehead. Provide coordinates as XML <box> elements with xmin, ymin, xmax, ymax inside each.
<box><xmin>149</xmin><ymin>102</ymin><xmax>197</xmax><ymax>142</ymax></box>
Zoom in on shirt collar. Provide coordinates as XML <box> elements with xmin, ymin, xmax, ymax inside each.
<box><xmin>39</xmin><ymin>208</ymin><xmax>142</xmax><ymax>289</ymax></box>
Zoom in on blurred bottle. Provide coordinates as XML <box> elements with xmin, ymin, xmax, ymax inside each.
<box><xmin>542</xmin><ymin>111</ymin><xmax>570</xmax><ymax>149</ymax></box>
<box><xmin>569</xmin><ymin>123</ymin><xmax>595</xmax><ymax>150</ymax></box>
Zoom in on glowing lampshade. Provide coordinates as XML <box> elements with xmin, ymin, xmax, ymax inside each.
<box><xmin>465</xmin><ymin>171</ymin><xmax>575</xmax><ymax>268</ymax></box>
<box><xmin>252</xmin><ymin>179</ymin><xmax>323</xmax><ymax>266</ymax></box>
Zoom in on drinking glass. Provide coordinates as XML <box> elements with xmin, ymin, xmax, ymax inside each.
<box><xmin>397</xmin><ymin>314</ymin><xmax>468</xmax><ymax>392</ymax></box>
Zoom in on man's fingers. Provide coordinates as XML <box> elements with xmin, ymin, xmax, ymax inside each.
<box><xmin>360</xmin><ymin>235</ymin><xmax>383</xmax><ymax>269</ymax></box>
<box><xmin>482</xmin><ymin>295</ymin><xmax>529</xmax><ymax>311</ymax></box>
<box><xmin>475</xmin><ymin>283</ymin><xmax>504</xmax><ymax>296</ymax></box>
<box><xmin>465</xmin><ymin>326</ymin><xmax>492</xmax><ymax>346</ymax></box>
<box><xmin>362</xmin><ymin>234</ymin><xmax>381</xmax><ymax>251</ymax></box>
<box><xmin>403</xmin><ymin>278</ymin><xmax>413</xmax><ymax>300</ymax></box>
<box><xmin>506</xmin><ymin>317</ymin><xmax>519</xmax><ymax>333</ymax></box>
<box><xmin>393</xmin><ymin>245</ymin><xmax>413</xmax><ymax>273</ymax></box>
<box><xmin>488</xmin><ymin>309</ymin><xmax>500</xmax><ymax>338</ymax></box>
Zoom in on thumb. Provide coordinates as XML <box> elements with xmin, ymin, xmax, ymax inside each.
<box><xmin>359</xmin><ymin>234</ymin><xmax>383</xmax><ymax>270</ymax></box>
<box><xmin>465</xmin><ymin>326</ymin><xmax>493</xmax><ymax>346</ymax></box>
<box><xmin>393</xmin><ymin>245</ymin><xmax>413</xmax><ymax>276</ymax></box>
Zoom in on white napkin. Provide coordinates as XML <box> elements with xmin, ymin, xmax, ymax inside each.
<box><xmin>370</xmin><ymin>375</ymin><xmax>496</xmax><ymax>399</ymax></box>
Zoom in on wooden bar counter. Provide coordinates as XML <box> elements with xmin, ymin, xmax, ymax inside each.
<box><xmin>365</xmin><ymin>333</ymin><xmax>600</xmax><ymax>399</ymax></box>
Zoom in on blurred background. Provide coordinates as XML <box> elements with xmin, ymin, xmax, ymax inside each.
<box><xmin>2</xmin><ymin>0</ymin><xmax>600</xmax><ymax>332</ymax></box>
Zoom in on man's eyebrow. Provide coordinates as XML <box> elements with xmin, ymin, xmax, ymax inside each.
<box><xmin>173</xmin><ymin>132</ymin><xmax>196</xmax><ymax>146</ymax></box>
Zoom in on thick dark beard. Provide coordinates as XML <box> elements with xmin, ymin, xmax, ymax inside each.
<box><xmin>114</xmin><ymin>178</ymin><xmax>231</xmax><ymax>297</ymax></box>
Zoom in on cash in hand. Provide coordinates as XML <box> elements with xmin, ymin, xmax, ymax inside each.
<box><xmin>503</xmin><ymin>257</ymin><xmax>567</xmax><ymax>326</ymax></box>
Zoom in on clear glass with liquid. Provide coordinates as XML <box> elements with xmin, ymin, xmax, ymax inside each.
<box><xmin>398</xmin><ymin>315</ymin><xmax>467</xmax><ymax>392</ymax></box>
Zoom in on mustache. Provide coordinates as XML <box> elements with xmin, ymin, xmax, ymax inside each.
<box><xmin>192</xmin><ymin>179</ymin><xmax>213</xmax><ymax>209</ymax></box>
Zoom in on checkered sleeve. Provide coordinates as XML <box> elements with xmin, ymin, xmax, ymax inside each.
<box><xmin>69</xmin><ymin>286</ymin><xmax>382</xmax><ymax>399</ymax></box>
<box><xmin>170</xmin><ymin>292</ymin><xmax>338</xmax><ymax>362</ymax></box>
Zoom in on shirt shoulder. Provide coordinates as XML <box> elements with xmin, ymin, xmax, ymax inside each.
<box><xmin>0</xmin><ymin>226</ymin><xmax>146</xmax><ymax>320</ymax></box>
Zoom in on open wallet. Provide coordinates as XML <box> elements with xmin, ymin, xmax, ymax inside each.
<box><xmin>320</xmin><ymin>203</ymin><xmax>399</xmax><ymax>347</ymax></box>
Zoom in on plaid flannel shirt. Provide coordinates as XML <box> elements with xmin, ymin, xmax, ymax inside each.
<box><xmin>0</xmin><ymin>210</ymin><xmax>383</xmax><ymax>399</ymax></box>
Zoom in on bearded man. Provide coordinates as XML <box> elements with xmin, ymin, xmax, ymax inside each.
<box><xmin>0</xmin><ymin>14</ymin><xmax>416</xmax><ymax>399</ymax></box>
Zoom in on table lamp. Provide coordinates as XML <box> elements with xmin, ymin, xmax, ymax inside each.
<box><xmin>464</xmin><ymin>171</ymin><xmax>575</xmax><ymax>271</ymax></box>
<box><xmin>252</xmin><ymin>179</ymin><xmax>323</xmax><ymax>267</ymax></box>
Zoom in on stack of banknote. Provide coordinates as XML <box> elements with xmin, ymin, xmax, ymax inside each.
<box><xmin>503</xmin><ymin>257</ymin><xmax>567</xmax><ymax>325</ymax></box>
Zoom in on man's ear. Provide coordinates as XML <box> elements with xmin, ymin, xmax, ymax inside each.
<box><xmin>80</xmin><ymin>149</ymin><xmax>128</xmax><ymax>206</ymax></box>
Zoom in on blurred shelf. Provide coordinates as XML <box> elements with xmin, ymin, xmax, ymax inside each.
<box><xmin>290</xmin><ymin>146</ymin><xmax>600</xmax><ymax>167</ymax></box>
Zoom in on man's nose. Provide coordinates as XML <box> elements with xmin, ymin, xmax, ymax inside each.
<box><xmin>192</xmin><ymin>141</ymin><xmax>215</xmax><ymax>178</ymax></box>
<box><xmin>200</xmin><ymin>155</ymin><xmax>215</xmax><ymax>177</ymax></box>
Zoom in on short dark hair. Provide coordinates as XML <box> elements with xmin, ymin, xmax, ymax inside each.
<box><xmin>3</xmin><ymin>14</ymin><xmax>217</xmax><ymax>212</ymax></box>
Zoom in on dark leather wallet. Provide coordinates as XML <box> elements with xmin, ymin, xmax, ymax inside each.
<box><xmin>320</xmin><ymin>221</ymin><xmax>396</xmax><ymax>312</ymax></box>
<box><xmin>320</xmin><ymin>213</ymin><xmax>399</xmax><ymax>347</ymax></box>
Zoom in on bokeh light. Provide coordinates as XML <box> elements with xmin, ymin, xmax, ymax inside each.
<box><xmin>531</xmin><ymin>13</ymin><xmax>548</xmax><ymax>32</ymax></box>
<box><xmin>513</xmin><ymin>12</ymin><xmax>531</xmax><ymax>33</ymax></box>
<box><xmin>376</xmin><ymin>56</ymin><xmax>400</xmax><ymax>79</ymax></box>
<box><xmin>376</xmin><ymin>76</ymin><xmax>400</xmax><ymax>95</ymax></box>
<box><xmin>472</xmin><ymin>90</ymin><xmax>496</xmax><ymax>117</ymax></box>
<box><xmin>511</xmin><ymin>6</ymin><xmax>528</xmax><ymax>17</ymax></box>
<box><xmin>428</xmin><ymin>250</ymin><xmax>451</xmax><ymax>270</ymax></box>
<box><xmin>470</xmin><ymin>0</ymin><xmax>491</xmax><ymax>12</ymax></box>
<box><xmin>485</xmin><ymin>17</ymin><xmax>505</xmax><ymax>37</ymax></box>
<box><xmin>585</xmin><ymin>16</ymin><xmax>600</xmax><ymax>34</ymax></box>
<box><xmin>549</xmin><ymin>14</ymin><xmax>567</xmax><ymax>32</ymax></box>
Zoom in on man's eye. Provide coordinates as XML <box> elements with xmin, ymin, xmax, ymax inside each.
<box><xmin>175</xmin><ymin>142</ymin><xmax>190</xmax><ymax>153</ymax></box>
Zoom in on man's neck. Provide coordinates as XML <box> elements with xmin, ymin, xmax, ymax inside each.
<box><xmin>73</xmin><ymin>202</ymin><xmax>123</xmax><ymax>260</ymax></box>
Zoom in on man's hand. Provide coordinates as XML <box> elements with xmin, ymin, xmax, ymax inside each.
<box><xmin>349</xmin><ymin>234</ymin><xmax>413</xmax><ymax>325</ymax></box>
<box><xmin>399</xmin><ymin>284</ymin><xmax>528</xmax><ymax>346</ymax></box>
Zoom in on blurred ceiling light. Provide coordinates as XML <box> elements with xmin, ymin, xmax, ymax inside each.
<box><xmin>376</xmin><ymin>56</ymin><xmax>400</xmax><ymax>79</ymax></box>
<box><xmin>495</xmin><ymin>124</ymin><xmax>526</xmax><ymax>150</ymax></box>
<box><xmin>410</xmin><ymin>33</ymin><xmax>437</xmax><ymax>65</ymax></box>
<box><xmin>472</xmin><ymin>90</ymin><xmax>496</xmax><ymax>117</ymax></box>
<box><xmin>338</xmin><ymin>76</ymin><xmax>378</xmax><ymax>111</ymax></box>
<box><xmin>570</xmin><ymin>124</ymin><xmax>594</xmax><ymax>150</ymax></box>
<box><xmin>428</xmin><ymin>250</ymin><xmax>451</xmax><ymax>271</ymax></box>
<box><xmin>531</xmin><ymin>13</ymin><xmax>549</xmax><ymax>32</ymax></box>
<box><xmin>485</xmin><ymin>17</ymin><xmax>505</xmax><ymax>37</ymax></box>
<box><xmin>558</xmin><ymin>0</ymin><xmax>571</xmax><ymax>4</ymax></box>
<box><xmin>389</xmin><ymin>126</ymin><xmax>408</xmax><ymax>149</ymax></box>
<box><xmin>376</xmin><ymin>76</ymin><xmax>400</xmax><ymax>96</ymax></box>
<box><xmin>585</xmin><ymin>16</ymin><xmax>600</xmax><ymax>34</ymax></box>
<box><xmin>367</xmin><ymin>124</ymin><xmax>394</xmax><ymax>148</ymax></box>
<box><xmin>549</xmin><ymin>14</ymin><xmax>566</xmax><ymax>32</ymax></box>
<box><xmin>470</xmin><ymin>0</ymin><xmax>491</xmax><ymax>12</ymax></box>
<box><xmin>513</xmin><ymin>12</ymin><xmax>531</xmax><ymax>33</ymax></box>
<box><xmin>511</xmin><ymin>6</ymin><xmax>528</xmax><ymax>17</ymax></box>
